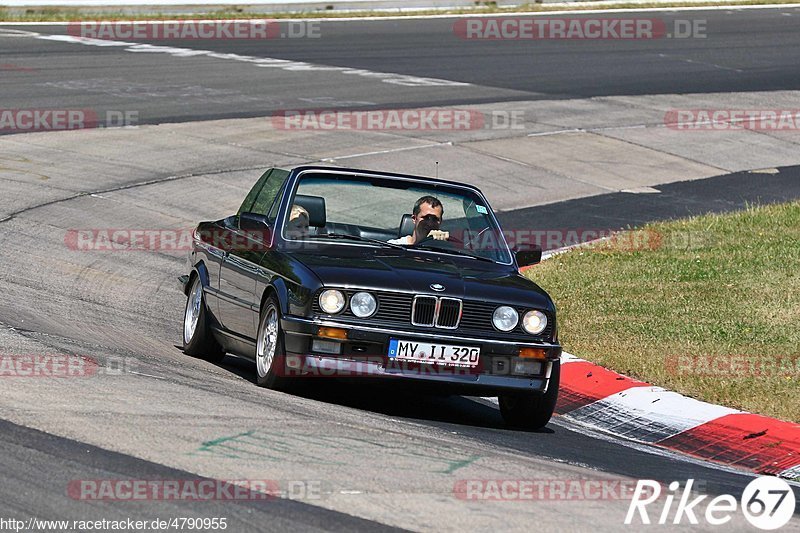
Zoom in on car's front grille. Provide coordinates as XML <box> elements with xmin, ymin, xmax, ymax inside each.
<box><xmin>411</xmin><ymin>296</ymin><xmax>436</xmax><ymax>326</ymax></box>
<box><xmin>311</xmin><ymin>289</ymin><xmax>553</xmax><ymax>340</ymax></box>
<box><xmin>436</xmin><ymin>298</ymin><xmax>462</xmax><ymax>329</ymax></box>
<box><xmin>372</xmin><ymin>291</ymin><xmax>413</xmax><ymax>322</ymax></box>
<box><xmin>459</xmin><ymin>301</ymin><xmax>499</xmax><ymax>330</ymax></box>
<box><xmin>410</xmin><ymin>296</ymin><xmax>462</xmax><ymax>329</ymax></box>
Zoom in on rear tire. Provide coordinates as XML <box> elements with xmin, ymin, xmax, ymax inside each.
<box><xmin>182</xmin><ymin>276</ymin><xmax>225</xmax><ymax>364</ymax></box>
<box><xmin>255</xmin><ymin>295</ymin><xmax>291</xmax><ymax>391</ymax></box>
<box><xmin>499</xmin><ymin>360</ymin><xmax>560</xmax><ymax>430</ymax></box>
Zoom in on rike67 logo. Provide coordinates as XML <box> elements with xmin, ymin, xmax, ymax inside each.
<box><xmin>626</xmin><ymin>477</ymin><xmax>796</xmax><ymax>530</ymax></box>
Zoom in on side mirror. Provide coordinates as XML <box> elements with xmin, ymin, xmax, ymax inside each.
<box><xmin>239</xmin><ymin>212</ymin><xmax>270</xmax><ymax>230</ymax></box>
<box><xmin>516</xmin><ymin>245</ymin><xmax>542</xmax><ymax>268</ymax></box>
<box><xmin>238</xmin><ymin>212</ymin><xmax>273</xmax><ymax>251</ymax></box>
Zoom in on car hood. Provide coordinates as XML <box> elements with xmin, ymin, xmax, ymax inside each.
<box><xmin>290</xmin><ymin>246</ymin><xmax>554</xmax><ymax>310</ymax></box>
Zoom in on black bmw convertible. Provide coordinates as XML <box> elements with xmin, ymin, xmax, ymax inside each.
<box><xmin>180</xmin><ymin>165</ymin><xmax>562</xmax><ymax>429</ymax></box>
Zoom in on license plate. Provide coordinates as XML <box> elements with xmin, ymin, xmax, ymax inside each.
<box><xmin>387</xmin><ymin>339</ymin><xmax>480</xmax><ymax>368</ymax></box>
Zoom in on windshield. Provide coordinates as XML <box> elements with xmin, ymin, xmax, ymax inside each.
<box><xmin>281</xmin><ymin>172</ymin><xmax>512</xmax><ymax>264</ymax></box>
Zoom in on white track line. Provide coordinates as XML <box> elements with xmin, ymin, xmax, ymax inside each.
<box><xmin>3</xmin><ymin>29</ymin><xmax>469</xmax><ymax>87</ymax></box>
<box><xmin>1</xmin><ymin>3</ymin><xmax>800</xmax><ymax>23</ymax></box>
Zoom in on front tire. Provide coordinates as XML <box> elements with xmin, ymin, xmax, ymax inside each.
<box><xmin>499</xmin><ymin>360</ymin><xmax>560</xmax><ymax>430</ymax></box>
<box><xmin>255</xmin><ymin>295</ymin><xmax>291</xmax><ymax>390</ymax></box>
<box><xmin>183</xmin><ymin>276</ymin><xmax>225</xmax><ymax>364</ymax></box>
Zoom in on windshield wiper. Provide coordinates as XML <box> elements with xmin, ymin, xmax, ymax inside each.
<box><xmin>414</xmin><ymin>242</ymin><xmax>496</xmax><ymax>263</ymax></box>
<box><xmin>307</xmin><ymin>233</ymin><xmax>406</xmax><ymax>250</ymax></box>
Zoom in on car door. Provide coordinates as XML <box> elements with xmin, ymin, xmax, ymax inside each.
<box><xmin>196</xmin><ymin>218</ymin><xmax>231</xmax><ymax>322</ymax></box>
<box><xmin>217</xmin><ymin>169</ymin><xmax>288</xmax><ymax>340</ymax></box>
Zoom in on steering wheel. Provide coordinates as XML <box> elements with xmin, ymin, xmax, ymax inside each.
<box><xmin>463</xmin><ymin>226</ymin><xmax>492</xmax><ymax>249</ymax></box>
<box><xmin>413</xmin><ymin>235</ymin><xmax>435</xmax><ymax>246</ymax></box>
<box><xmin>415</xmin><ymin>230</ymin><xmax>464</xmax><ymax>247</ymax></box>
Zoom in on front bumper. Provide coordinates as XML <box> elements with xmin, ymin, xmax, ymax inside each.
<box><xmin>178</xmin><ymin>274</ymin><xmax>190</xmax><ymax>294</ymax></box>
<box><xmin>280</xmin><ymin>315</ymin><xmax>561</xmax><ymax>395</ymax></box>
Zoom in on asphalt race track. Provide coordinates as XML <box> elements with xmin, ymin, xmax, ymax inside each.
<box><xmin>1</xmin><ymin>7</ymin><xmax>799</xmax><ymax>532</ymax></box>
<box><xmin>2</xmin><ymin>8</ymin><xmax>800</xmax><ymax>127</ymax></box>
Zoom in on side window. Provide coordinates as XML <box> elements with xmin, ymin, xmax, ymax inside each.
<box><xmin>238</xmin><ymin>169</ymin><xmax>273</xmax><ymax>215</ymax></box>
<box><xmin>250</xmin><ymin>169</ymin><xmax>289</xmax><ymax>218</ymax></box>
<box><xmin>267</xmin><ymin>180</ymin><xmax>287</xmax><ymax>223</ymax></box>
<box><xmin>237</xmin><ymin>168</ymin><xmax>290</xmax><ymax>222</ymax></box>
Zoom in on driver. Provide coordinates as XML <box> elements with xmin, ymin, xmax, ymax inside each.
<box><xmin>388</xmin><ymin>196</ymin><xmax>449</xmax><ymax>245</ymax></box>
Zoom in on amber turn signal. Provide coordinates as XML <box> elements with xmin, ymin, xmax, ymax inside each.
<box><xmin>519</xmin><ymin>347</ymin><xmax>547</xmax><ymax>360</ymax></box>
<box><xmin>318</xmin><ymin>327</ymin><xmax>348</xmax><ymax>340</ymax></box>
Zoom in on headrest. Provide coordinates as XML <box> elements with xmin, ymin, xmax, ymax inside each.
<box><xmin>292</xmin><ymin>194</ymin><xmax>326</xmax><ymax>227</ymax></box>
<box><xmin>398</xmin><ymin>214</ymin><xmax>415</xmax><ymax>238</ymax></box>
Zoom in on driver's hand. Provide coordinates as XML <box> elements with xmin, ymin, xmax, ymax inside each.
<box><xmin>429</xmin><ymin>230</ymin><xmax>449</xmax><ymax>241</ymax></box>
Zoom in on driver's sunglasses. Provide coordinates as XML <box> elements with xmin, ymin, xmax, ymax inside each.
<box><xmin>420</xmin><ymin>214</ymin><xmax>441</xmax><ymax>223</ymax></box>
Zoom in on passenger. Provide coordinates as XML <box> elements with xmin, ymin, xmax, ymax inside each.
<box><xmin>285</xmin><ymin>204</ymin><xmax>310</xmax><ymax>238</ymax></box>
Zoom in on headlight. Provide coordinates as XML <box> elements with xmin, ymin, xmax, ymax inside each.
<box><xmin>492</xmin><ymin>306</ymin><xmax>519</xmax><ymax>332</ymax></box>
<box><xmin>319</xmin><ymin>289</ymin><xmax>345</xmax><ymax>314</ymax></box>
<box><xmin>522</xmin><ymin>310</ymin><xmax>548</xmax><ymax>335</ymax></box>
<box><xmin>350</xmin><ymin>291</ymin><xmax>377</xmax><ymax>318</ymax></box>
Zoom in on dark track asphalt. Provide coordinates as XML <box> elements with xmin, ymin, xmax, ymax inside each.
<box><xmin>2</xmin><ymin>7</ymin><xmax>800</xmax><ymax>127</ymax></box>
<box><xmin>157</xmin><ymin>8</ymin><xmax>800</xmax><ymax>97</ymax></box>
<box><xmin>498</xmin><ymin>164</ymin><xmax>800</xmax><ymax>245</ymax></box>
<box><xmin>286</xmin><ymin>379</ymin><xmax>800</xmax><ymax>504</ymax></box>
<box><xmin>2</xmin><ymin>376</ymin><xmax>798</xmax><ymax>528</ymax></box>
<box><xmin>0</xmin><ymin>418</ymin><xmax>402</xmax><ymax>532</ymax></box>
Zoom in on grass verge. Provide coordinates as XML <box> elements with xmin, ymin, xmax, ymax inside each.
<box><xmin>0</xmin><ymin>0</ymin><xmax>799</xmax><ymax>22</ymax></box>
<box><xmin>525</xmin><ymin>201</ymin><xmax>800</xmax><ymax>422</ymax></box>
